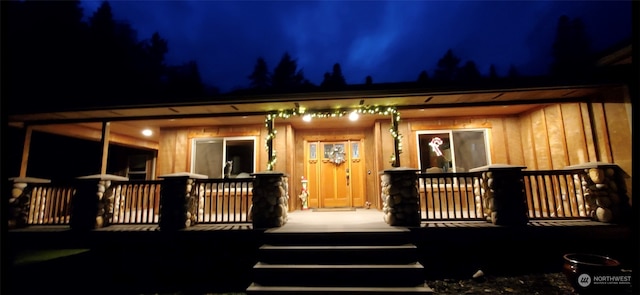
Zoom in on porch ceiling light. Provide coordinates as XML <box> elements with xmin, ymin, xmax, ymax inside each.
<box><xmin>142</xmin><ymin>129</ymin><xmax>153</xmax><ymax>136</ymax></box>
<box><xmin>349</xmin><ymin>111</ymin><xmax>359</xmax><ymax>121</ymax></box>
<box><xmin>302</xmin><ymin>114</ymin><xmax>312</xmax><ymax>122</ymax></box>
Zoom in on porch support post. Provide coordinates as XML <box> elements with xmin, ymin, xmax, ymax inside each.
<box><xmin>470</xmin><ymin>164</ymin><xmax>528</xmax><ymax>226</ymax></box>
<box><xmin>70</xmin><ymin>174</ymin><xmax>128</xmax><ymax>231</ymax></box>
<box><xmin>265</xmin><ymin>114</ymin><xmax>276</xmax><ymax>171</ymax></box>
<box><xmin>390</xmin><ymin>110</ymin><xmax>401</xmax><ymax>167</ymax></box>
<box><xmin>100</xmin><ymin>121</ymin><xmax>110</xmax><ymax>175</ymax></box>
<box><xmin>19</xmin><ymin>125</ymin><xmax>33</xmax><ymax>178</ymax></box>
<box><xmin>158</xmin><ymin>172</ymin><xmax>207</xmax><ymax>231</ymax></box>
<box><xmin>380</xmin><ymin>167</ymin><xmax>420</xmax><ymax>226</ymax></box>
<box><xmin>250</xmin><ymin>172</ymin><xmax>289</xmax><ymax>228</ymax></box>
<box><xmin>7</xmin><ymin>177</ymin><xmax>51</xmax><ymax>229</ymax></box>
<box><xmin>565</xmin><ymin>162</ymin><xmax>632</xmax><ymax>224</ymax></box>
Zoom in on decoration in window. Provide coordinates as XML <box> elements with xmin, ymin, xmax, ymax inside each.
<box><xmin>328</xmin><ymin>145</ymin><xmax>346</xmax><ymax>165</ymax></box>
<box><xmin>429</xmin><ymin>137</ymin><xmax>444</xmax><ymax>156</ymax></box>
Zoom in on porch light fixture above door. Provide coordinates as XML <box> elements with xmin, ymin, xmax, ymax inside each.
<box><xmin>302</xmin><ymin>114</ymin><xmax>312</xmax><ymax>122</ymax></box>
<box><xmin>349</xmin><ymin>111</ymin><xmax>359</xmax><ymax>121</ymax></box>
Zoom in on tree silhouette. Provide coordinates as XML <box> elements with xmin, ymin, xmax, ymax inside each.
<box><xmin>166</xmin><ymin>61</ymin><xmax>205</xmax><ymax>98</ymax></box>
<box><xmin>139</xmin><ymin>32</ymin><xmax>169</xmax><ymax>98</ymax></box>
<box><xmin>248</xmin><ymin>57</ymin><xmax>271</xmax><ymax>90</ymax></box>
<box><xmin>508</xmin><ymin>64</ymin><xmax>520</xmax><ymax>79</ymax></box>
<box><xmin>271</xmin><ymin>52</ymin><xmax>305</xmax><ymax>91</ymax></box>
<box><xmin>550</xmin><ymin>15</ymin><xmax>592</xmax><ymax>78</ymax></box>
<box><xmin>417</xmin><ymin>70</ymin><xmax>429</xmax><ymax>84</ymax></box>
<box><xmin>489</xmin><ymin>64</ymin><xmax>499</xmax><ymax>80</ymax></box>
<box><xmin>365</xmin><ymin>75</ymin><xmax>373</xmax><ymax>85</ymax></box>
<box><xmin>457</xmin><ymin>61</ymin><xmax>481</xmax><ymax>82</ymax></box>
<box><xmin>321</xmin><ymin>63</ymin><xmax>347</xmax><ymax>89</ymax></box>
<box><xmin>4</xmin><ymin>0</ymin><xmax>208</xmax><ymax>111</ymax></box>
<box><xmin>434</xmin><ymin>49</ymin><xmax>460</xmax><ymax>82</ymax></box>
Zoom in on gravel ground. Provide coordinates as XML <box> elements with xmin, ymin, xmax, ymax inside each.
<box><xmin>425</xmin><ymin>271</ymin><xmax>634</xmax><ymax>295</ymax></box>
<box><xmin>426</xmin><ymin>272</ymin><xmax>575</xmax><ymax>295</ymax></box>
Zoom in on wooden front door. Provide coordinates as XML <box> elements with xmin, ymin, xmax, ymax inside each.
<box><xmin>305</xmin><ymin>140</ymin><xmax>365</xmax><ymax>208</ymax></box>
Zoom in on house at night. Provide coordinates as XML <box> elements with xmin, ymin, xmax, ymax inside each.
<box><xmin>4</xmin><ymin>42</ymin><xmax>635</xmax><ymax>294</ymax></box>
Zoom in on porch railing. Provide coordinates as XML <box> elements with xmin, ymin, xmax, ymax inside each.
<box><xmin>27</xmin><ymin>182</ymin><xmax>75</xmax><ymax>225</ymax></box>
<box><xmin>109</xmin><ymin>180</ymin><xmax>162</xmax><ymax>224</ymax></box>
<box><xmin>417</xmin><ymin>172</ymin><xmax>484</xmax><ymax>221</ymax></box>
<box><xmin>523</xmin><ymin>170</ymin><xmax>589</xmax><ymax>219</ymax></box>
<box><xmin>193</xmin><ymin>178</ymin><xmax>253</xmax><ymax>223</ymax></box>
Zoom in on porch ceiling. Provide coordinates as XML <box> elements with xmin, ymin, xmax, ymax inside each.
<box><xmin>8</xmin><ymin>84</ymin><xmax>609</xmax><ymax>148</ymax></box>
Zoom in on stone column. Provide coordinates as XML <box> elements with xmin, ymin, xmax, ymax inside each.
<box><xmin>158</xmin><ymin>172</ymin><xmax>208</xmax><ymax>231</ymax></box>
<box><xmin>70</xmin><ymin>174</ymin><xmax>129</xmax><ymax>231</ymax></box>
<box><xmin>7</xmin><ymin>177</ymin><xmax>51</xmax><ymax>229</ymax></box>
<box><xmin>380</xmin><ymin>168</ymin><xmax>420</xmax><ymax>226</ymax></box>
<box><xmin>470</xmin><ymin>164</ymin><xmax>528</xmax><ymax>226</ymax></box>
<box><xmin>565</xmin><ymin>162</ymin><xmax>632</xmax><ymax>224</ymax></box>
<box><xmin>250</xmin><ymin>172</ymin><xmax>289</xmax><ymax>228</ymax></box>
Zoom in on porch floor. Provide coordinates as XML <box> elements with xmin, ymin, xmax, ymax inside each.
<box><xmin>10</xmin><ymin>208</ymin><xmax>619</xmax><ymax>232</ymax></box>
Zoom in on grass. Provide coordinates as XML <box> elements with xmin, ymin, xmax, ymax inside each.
<box><xmin>12</xmin><ymin>249</ymin><xmax>90</xmax><ymax>266</ymax></box>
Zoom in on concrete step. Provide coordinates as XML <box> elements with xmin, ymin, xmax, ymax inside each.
<box><xmin>251</xmin><ymin>262</ymin><xmax>426</xmax><ymax>287</ymax></box>
<box><xmin>246</xmin><ymin>282</ymin><xmax>434</xmax><ymax>294</ymax></box>
<box><xmin>261</xmin><ymin>230</ymin><xmax>413</xmax><ymax>246</ymax></box>
<box><xmin>258</xmin><ymin>244</ymin><xmax>418</xmax><ymax>264</ymax></box>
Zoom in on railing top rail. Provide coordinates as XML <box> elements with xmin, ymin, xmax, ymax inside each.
<box><xmin>417</xmin><ymin>171</ymin><xmax>482</xmax><ymax>177</ymax></box>
<box><xmin>194</xmin><ymin>178</ymin><xmax>254</xmax><ymax>184</ymax></box>
<box><xmin>522</xmin><ymin>170</ymin><xmax>583</xmax><ymax>176</ymax></box>
<box><xmin>111</xmin><ymin>179</ymin><xmax>164</xmax><ymax>185</ymax></box>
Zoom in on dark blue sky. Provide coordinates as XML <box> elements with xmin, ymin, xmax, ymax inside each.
<box><xmin>80</xmin><ymin>1</ymin><xmax>632</xmax><ymax>92</ymax></box>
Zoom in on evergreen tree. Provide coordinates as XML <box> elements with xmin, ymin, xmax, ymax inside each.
<box><xmin>489</xmin><ymin>64</ymin><xmax>499</xmax><ymax>80</ymax></box>
<box><xmin>365</xmin><ymin>75</ymin><xmax>373</xmax><ymax>85</ymax></box>
<box><xmin>417</xmin><ymin>70</ymin><xmax>429</xmax><ymax>84</ymax></box>
<box><xmin>550</xmin><ymin>15</ymin><xmax>592</xmax><ymax>77</ymax></box>
<box><xmin>321</xmin><ymin>63</ymin><xmax>347</xmax><ymax>89</ymax></box>
<box><xmin>248</xmin><ymin>57</ymin><xmax>271</xmax><ymax>90</ymax></box>
<box><xmin>457</xmin><ymin>61</ymin><xmax>481</xmax><ymax>82</ymax></box>
<box><xmin>271</xmin><ymin>52</ymin><xmax>304</xmax><ymax>90</ymax></box>
<box><xmin>434</xmin><ymin>49</ymin><xmax>460</xmax><ymax>82</ymax></box>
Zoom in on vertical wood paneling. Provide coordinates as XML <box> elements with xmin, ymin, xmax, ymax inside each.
<box><xmin>504</xmin><ymin>117</ymin><xmax>525</xmax><ymax>166</ymax></box>
<box><xmin>580</xmin><ymin>103</ymin><xmax>598</xmax><ymax>162</ymax></box>
<box><xmin>157</xmin><ymin>128</ymin><xmax>176</xmax><ymax>176</ymax></box>
<box><xmin>544</xmin><ymin>105</ymin><xmax>568</xmax><ymax>169</ymax></box>
<box><xmin>603</xmin><ymin>96</ymin><xmax>632</xmax><ymax>176</ymax></box>
<box><xmin>174</xmin><ymin>129</ymin><xmax>189</xmax><ymax>173</ymax></box>
<box><xmin>286</xmin><ymin>124</ymin><xmax>297</xmax><ymax>211</ymax></box>
<box><xmin>520</xmin><ymin>115</ymin><xmax>536</xmax><ymax>170</ymax></box>
<box><xmin>373</xmin><ymin>122</ymin><xmax>382</xmax><ymax>209</ymax></box>
<box><xmin>590</xmin><ymin>102</ymin><xmax>612</xmax><ymax>162</ymax></box>
<box><xmin>488</xmin><ymin>118</ymin><xmax>507</xmax><ymax>164</ymax></box>
<box><xmin>531</xmin><ymin>109</ymin><xmax>551</xmax><ymax>169</ymax></box>
<box><xmin>562</xmin><ymin>103</ymin><xmax>589</xmax><ymax>165</ymax></box>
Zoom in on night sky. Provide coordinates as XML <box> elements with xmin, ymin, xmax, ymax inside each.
<box><xmin>79</xmin><ymin>1</ymin><xmax>632</xmax><ymax>92</ymax></box>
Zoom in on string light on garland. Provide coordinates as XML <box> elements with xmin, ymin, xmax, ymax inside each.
<box><xmin>264</xmin><ymin>105</ymin><xmax>402</xmax><ymax>169</ymax></box>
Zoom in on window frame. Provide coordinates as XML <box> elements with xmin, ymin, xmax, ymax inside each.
<box><xmin>416</xmin><ymin>128</ymin><xmax>491</xmax><ymax>173</ymax></box>
<box><xmin>190</xmin><ymin>136</ymin><xmax>257</xmax><ymax>178</ymax></box>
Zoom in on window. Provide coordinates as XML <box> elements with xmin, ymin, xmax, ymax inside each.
<box><xmin>417</xmin><ymin>129</ymin><xmax>490</xmax><ymax>173</ymax></box>
<box><xmin>191</xmin><ymin>137</ymin><xmax>256</xmax><ymax>178</ymax></box>
<box><xmin>127</xmin><ymin>155</ymin><xmax>150</xmax><ymax>180</ymax></box>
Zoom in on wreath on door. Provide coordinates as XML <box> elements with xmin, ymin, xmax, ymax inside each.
<box><xmin>328</xmin><ymin>145</ymin><xmax>346</xmax><ymax>165</ymax></box>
